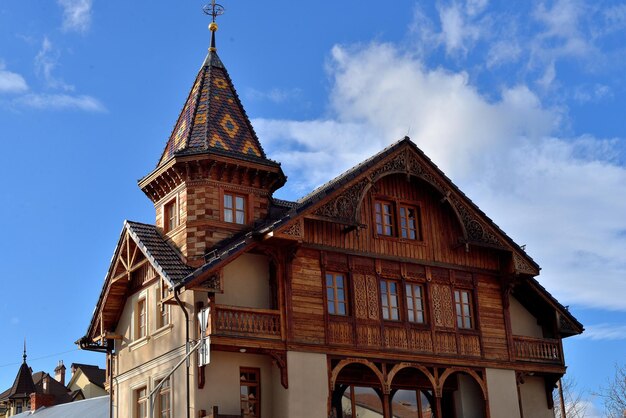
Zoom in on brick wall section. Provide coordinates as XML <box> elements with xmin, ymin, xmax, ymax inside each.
<box><xmin>155</xmin><ymin>181</ymin><xmax>271</xmax><ymax>265</ymax></box>
<box><xmin>30</xmin><ymin>393</ymin><xmax>56</xmax><ymax>411</ymax></box>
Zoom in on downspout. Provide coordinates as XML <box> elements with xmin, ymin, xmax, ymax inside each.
<box><xmin>174</xmin><ymin>287</ymin><xmax>191</xmax><ymax>418</ymax></box>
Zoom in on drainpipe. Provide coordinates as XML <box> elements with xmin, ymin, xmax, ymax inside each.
<box><xmin>174</xmin><ymin>287</ymin><xmax>191</xmax><ymax>418</ymax></box>
<box><xmin>77</xmin><ymin>337</ymin><xmax>114</xmax><ymax>418</ymax></box>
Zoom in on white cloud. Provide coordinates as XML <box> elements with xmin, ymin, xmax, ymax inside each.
<box><xmin>579</xmin><ymin>324</ymin><xmax>626</xmax><ymax>341</ymax></box>
<box><xmin>0</xmin><ymin>62</ymin><xmax>28</xmax><ymax>93</ymax></box>
<box><xmin>15</xmin><ymin>93</ymin><xmax>106</xmax><ymax>112</ymax></box>
<box><xmin>57</xmin><ymin>0</ymin><xmax>92</xmax><ymax>33</ymax></box>
<box><xmin>437</xmin><ymin>2</ymin><xmax>484</xmax><ymax>56</ymax></box>
<box><xmin>35</xmin><ymin>37</ymin><xmax>74</xmax><ymax>91</ymax></box>
<box><xmin>258</xmin><ymin>42</ymin><xmax>626</xmax><ymax>310</ymax></box>
<box><xmin>246</xmin><ymin>87</ymin><xmax>302</xmax><ymax>104</ymax></box>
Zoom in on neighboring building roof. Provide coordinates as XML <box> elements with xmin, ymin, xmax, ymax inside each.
<box><xmin>11</xmin><ymin>395</ymin><xmax>108</xmax><ymax>418</ymax></box>
<box><xmin>31</xmin><ymin>373</ymin><xmax>71</xmax><ymax>405</ymax></box>
<box><xmin>125</xmin><ymin>221</ymin><xmax>194</xmax><ymax>285</ymax></box>
<box><xmin>68</xmin><ymin>364</ymin><xmax>106</xmax><ymax>389</ymax></box>
<box><xmin>157</xmin><ymin>51</ymin><xmax>279</xmax><ymax>169</ymax></box>
<box><xmin>0</xmin><ymin>362</ymin><xmax>36</xmax><ymax>401</ymax></box>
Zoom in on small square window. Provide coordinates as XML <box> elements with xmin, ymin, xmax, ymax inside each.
<box><xmin>224</xmin><ymin>193</ymin><xmax>246</xmax><ymax>225</ymax></box>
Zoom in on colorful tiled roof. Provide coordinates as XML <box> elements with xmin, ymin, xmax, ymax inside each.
<box><xmin>158</xmin><ymin>51</ymin><xmax>275</xmax><ymax>167</ymax></box>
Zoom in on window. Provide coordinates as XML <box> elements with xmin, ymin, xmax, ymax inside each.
<box><xmin>163</xmin><ymin>199</ymin><xmax>178</xmax><ymax>232</ymax></box>
<box><xmin>380</xmin><ymin>279</ymin><xmax>400</xmax><ymax>321</ymax></box>
<box><xmin>454</xmin><ymin>289</ymin><xmax>474</xmax><ymax>329</ymax></box>
<box><xmin>374</xmin><ymin>199</ymin><xmax>422</xmax><ymax>240</ymax></box>
<box><xmin>406</xmin><ymin>283</ymin><xmax>426</xmax><ymax>324</ymax></box>
<box><xmin>224</xmin><ymin>193</ymin><xmax>246</xmax><ymax>224</ymax></box>
<box><xmin>240</xmin><ymin>368</ymin><xmax>260</xmax><ymax>417</ymax></box>
<box><xmin>157</xmin><ymin>281</ymin><xmax>170</xmax><ymax>328</ymax></box>
<box><xmin>156</xmin><ymin>378</ymin><xmax>171</xmax><ymax>418</ymax></box>
<box><xmin>375</xmin><ymin>201</ymin><xmax>394</xmax><ymax>236</ymax></box>
<box><xmin>136</xmin><ymin>298</ymin><xmax>147</xmax><ymax>339</ymax></box>
<box><xmin>399</xmin><ymin>205</ymin><xmax>421</xmax><ymax>240</ymax></box>
<box><xmin>135</xmin><ymin>386</ymin><xmax>148</xmax><ymax>418</ymax></box>
<box><xmin>16</xmin><ymin>401</ymin><xmax>22</xmax><ymax>414</ymax></box>
<box><xmin>325</xmin><ymin>272</ymin><xmax>348</xmax><ymax>315</ymax></box>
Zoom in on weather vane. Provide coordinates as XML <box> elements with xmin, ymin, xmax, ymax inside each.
<box><xmin>203</xmin><ymin>0</ymin><xmax>225</xmax><ymax>51</ymax></box>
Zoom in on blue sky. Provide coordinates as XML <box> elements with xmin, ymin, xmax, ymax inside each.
<box><xmin>1</xmin><ymin>0</ymin><xmax>625</xmax><ymax>414</ymax></box>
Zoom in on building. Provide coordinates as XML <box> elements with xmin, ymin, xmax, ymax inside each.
<box><xmin>0</xmin><ymin>355</ymin><xmax>74</xmax><ymax>417</ymax></box>
<box><xmin>66</xmin><ymin>364</ymin><xmax>108</xmax><ymax>401</ymax></box>
<box><xmin>78</xmin><ymin>13</ymin><xmax>583</xmax><ymax>418</ymax></box>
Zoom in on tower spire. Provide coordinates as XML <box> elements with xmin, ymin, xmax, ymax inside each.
<box><xmin>23</xmin><ymin>339</ymin><xmax>27</xmax><ymax>363</ymax></box>
<box><xmin>203</xmin><ymin>0</ymin><xmax>224</xmax><ymax>52</ymax></box>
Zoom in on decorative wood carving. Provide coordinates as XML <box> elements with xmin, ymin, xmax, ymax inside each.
<box><xmin>194</xmin><ymin>269</ymin><xmax>223</xmax><ymax>293</ymax></box>
<box><xmin>407</xmin><ymin>329</ymin><xmax>433</xmax><ymax>352</ymax></box>
<box><xmin>268</xmin><ymin>350</ymin><xmax>288</xmax><ymax>389</ymax></box>
<box><xmin>349</xmin><ymin>256</ymin><xmax>376</xmax><ymax>275</ymax></box>
<box><xmin>458</xmin><ymin>334</ymin><xmax>481</xmax><ymax>357</ymax></box>
<box><xmin>384</xmin><ymin>327</ymin><xmax>408</xmax><ymax>350</ymax></box>
<box><xmin>353</xmin><ymin>274</ymin><xmax>369</xmax><ymax>319</ymax></box>
<box><xmin>365</xmin><ymin>275</ymin><xmax>380</xmax><ymax>320</ymax></box>
<box><xmin>328</xmin><ymin>321</ymin><xmax>354</xmax><ymax>345</ymax></box>
<box><xmin>280</xmin><ymin>219</ymin><xmax>303</xmax><ymax>239</ymax></box>
<box><xmin>356</xmin><ymin>324</ymin><xmax>382</xmax><ymax>347</ymax></box>
<box><xmin>435</xmin><ymin>331</ymin><xmax>457</xmax><ymax>354</ymax></box>
<box><xmin>513</xmin><ymin>252</ymin><xmax>537</xmax><ymax>275</ymax></box>
<box><xmin>431</xmin><ymin>284</ymin><xmax>455</xmax><ymax>328</ymax></box>
<box><xmin>312</xmin><ymin>178</ymin><xmax>369</xmax><ymax>223</ymax></box>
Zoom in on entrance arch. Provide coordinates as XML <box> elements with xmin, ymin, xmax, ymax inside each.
<box><xmin>330</xmin><ymin>360</ymin><xmax>385</xmax><ymax>418</ymax></box>
<box><xmin>388</xmin><ymin>364</ymin><xmax>438</xmax><ymax>418</ymax></box>
<box><xmin>439</xmin><ymin>369</ymin><xmax>488</xmax><ymax>418</ymax></box>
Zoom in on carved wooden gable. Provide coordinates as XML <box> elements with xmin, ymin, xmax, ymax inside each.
<box><xmin>304</xmin><ymin>142</ymin><xmax>538</xmax><ymax>276</ymax></box>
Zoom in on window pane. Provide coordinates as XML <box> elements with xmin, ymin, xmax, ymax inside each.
<box><xmin>224</xmin><ymin>209</ymin><xmax>233</xmax><ymax>223</ymax></box>
<box><xmin>328</xmin><ymin>301</ymin><xmax>335</xmax><ymax>314</ymax></box>
<box><xmin>337</xmin><ymin>303</ymin><xmax>346</xmax><ymax>315</ymax></box>
<box><xmin>462</xmin><ymin>291</ymin><xmax>469</xmax><ymax>304</ymax></box>
<box><xmin>236</xmin><ymin>196</ymin><xmax>244</xmax><ymax>210</ymax></box>
<box><xmin>336</xmin><ymin>275</ymin><xmax>344</xmax><ymax>287</ymax></box>
<box><xmin>236</xmin><ymin>210</ymin><xmax>245</xmax><ymax>224</ymax></box>
<box><xmin>326</xmin><ymin>274</ymin><xmax>333</xmax><ymax>286</ymax></box>
<box><xmin>327</xmin><ymin>288</ymin><xmax>335</xmax><ymax>301</ymax></box>
<box><xmin>454</xmin><ymin>290</ymin><xmax>460</xmax><ymax>303</ymax></box>
<box><xmin>224</xmin><ymin>194</ymin><xmax>233</xmax><ymax>209</ymax></box>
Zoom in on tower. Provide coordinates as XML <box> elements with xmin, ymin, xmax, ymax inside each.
<box><xmin>138</xmin><ymin>11</ymin><xmax>286</xmax><ymax>267</ymax></box>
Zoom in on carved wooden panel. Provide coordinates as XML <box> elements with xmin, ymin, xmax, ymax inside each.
<box><xmin>365</xmin><ymin>275</ymin><xmax>380</xmax><ymax>320</ymax></box>
<box><xmin>384</xmin><ymin>327</ymin><xmax>408</xmax><ymax>350</ymax></box>
<box><xmin>435</xmin><ymin>331</ymin><xmax>457</xmax><ymax>354</ymax></box>
<box><xmin>350</xmin><ymin>256</ymin><xmax>376</xmax><ymax>274</ymax></box>
<box><xmin>459</xmin><ymin>334</ymin><xmax>481</xmax><ymax>357</ymax></box>
<box><xmin>328</xmin><ymin>321</ymin><xmax>354</xmax><ymax>345</ymax></box>
<box><xmin>356</xmin><ymin>324</ymin><xmax>382</xmax><ymax>347</ymax></box>
<box><xmin>406</xmin><ymin>263</ymin><xmax>426</xmax><ymax>279</ymax></box>
<box><xmin>353</xmin><ymin>274</ymin><xmax>369</xmax><ymax>319</ymax></box>
<box><xmin>431</xmin><ymin>283</ymin><xmax>455</xmax><ymax>328</ymax></box>
<box><xmin>408</xmin><ymin>329</ymin><xmax>433</xmax><ymax>352</ymax></box>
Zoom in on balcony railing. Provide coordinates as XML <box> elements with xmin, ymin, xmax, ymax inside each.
<box><xmin>513</xmin><ymin>336</ymin><xmax>563</xmax><ymax>364</ymax></box>
<box><xmin>211</xmin><ymin>305</ymin><xmax>282</xmax><ymax>340</ymax></box>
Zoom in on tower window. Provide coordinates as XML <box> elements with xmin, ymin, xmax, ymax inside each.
<box><xmin>224</xmin><ymin>193</ymin><xmax>246</xmax><ymax>224</ymax></box>
<box><xmin>163</xmin><ymin>199</ymin><xmax>178</xmax><ymax>233</ymax></box>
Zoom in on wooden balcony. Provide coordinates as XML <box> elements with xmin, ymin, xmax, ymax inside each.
<box><xmin>209</xmin><ymin>305</ymin><xmax>283</xmax><ymax>340</ymax></box>
<box><xmin>513</xmin><ymin>336</ymin><xmax>563</xmax><ymax>364</ymax></box>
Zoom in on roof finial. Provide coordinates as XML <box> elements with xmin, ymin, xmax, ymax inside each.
<box><xmin>23</xmin><ymin>339</ymin><xmax>27</xmax><ymax>363</ymax></box>
<box><xmin>203</xmin><ymin>0</ymin><xmax>225</xmax><ymax>52</ymax></box>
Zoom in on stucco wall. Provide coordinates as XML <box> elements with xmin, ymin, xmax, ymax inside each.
<box><xmin>452</xmin><ymin>374</ymin><xmax>485</xmax><ymax>418</ymax></box>
<box><xmin>520</xmin><ymin>376</ymin><xmax>553</xmax><ymax>418</ymax></box>
<box><xmin>486</xmin><ymin>368</ymin><xmax>521</xmax><ymax>418</ymax></box>
<box><xmin>195</xmin><ymin>351</ymin><xmax>274</xmax><ymax>417</ymax></box>
<box><xmin>216</xmin><ymin>253</ymin><xmax>270</xmax><ymax>309</ymax></box>
<box><xmin>509</xmin><ymin>296</ymin><xmax>544</xmax><ymax>338</ymax></box>
<box><xmin>274</xmin><ymin>351</ymin><xmax>328</xmax><ymax>418</ymax></box>
<box><xmin>69</xmin><ymin>372</ymin><xmax>108</xmax><ymax>399</ymax></box>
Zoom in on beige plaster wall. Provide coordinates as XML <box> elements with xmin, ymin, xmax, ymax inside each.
<box><xmin>113</xmin><ymin>352</ymin><xmax>187</xmax><ymax>418</ymax></box>
<box><xmin>114</xmin><ymin>282</ymin><xmax>190</xmax><ymax>373</ymax></box>
<box><xmin>520</xmin><ymin>376</ymin><xmax>553</xmax><ymax>418</ymax></box>
<box><xmin>510</xmin><ymin>296</ymin><xmax>544</xmax><ymax>338</ymax></box>
<box><xmin>216</xmin><ymin>253</ymin><xmax>270</xmax><ymax>309</ymax></box>
<box><xmin>69</xmin><ymin>372</ymin><xmax>108</xmax><ymax>399</ymax></box>
<box><xmin>273</xmin><ymin>351</ymin><xmax>329</xmax><ymax>418</ymax></box>
<box><xmin>452</xmin><ymin>374</ymin><xmax>485</xmax><ymax>418</ymax></box>
<box><xmin>194</xmin><ymin>351</ymin><xmax>274</xmax><ymax>417</ymax></box>
<box><xmin>486</xmin><ymin>368</ymin><xmax>521</xmax><ymax>418</ymax></box>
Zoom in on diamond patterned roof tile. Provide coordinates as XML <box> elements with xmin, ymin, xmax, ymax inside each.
<box><xmin>158</xmin><ymin>51</ymin><xmax>274</xmax><ymax>167</ymax></box>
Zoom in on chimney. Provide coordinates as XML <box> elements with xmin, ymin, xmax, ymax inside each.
<box><xmin>30</xmin><ymin>392</ymin><xmax>55</xmax><ymax>412</ymax></box>
<box><xmin>54</xmin><ymin>360</ymin><xmax>66</xmax><ymax>386</ymax></box>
